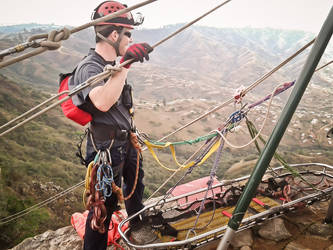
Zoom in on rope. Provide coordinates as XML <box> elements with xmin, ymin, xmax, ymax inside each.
<box><xmin>145</xmin><ymin>136</ymin><xmax>222</xmax><ymax>172</ymax></box>
<box><xmin>214</xmin><ymin>82</ymin><xmax>288</xmax><ymax>149</ymax></box>
<box><xmin>0</xmin><ymin>92</ymin><xmax>65</xmax><ymax>131</ymax></box>
<box><xmin>143</xmin><ymin>133</ymin><xmax>218</xmax><ymax>171</ymax></box>
<box><xmin>83</xmin><ymin>160</ymin><xmax>95</xmax><ymax>207</ymax></box>
<box><xmin>0</xmin><ymin>0</ymin><xmax>158</xmax><ymax>69</ymax></box>
<box><xmin>187</xmin><ymin>138</ymin><xmax>224</xmax><ymax>234</ymax></box>
<box><xmin>147</xmin><ymin>133</ymin><xmax>217</xmax><ymax>146</ymax></box>
<box><xmin>145</xmin><ymin>78</ymin><xmax>299</xmax><ymax>201</ymax></box>
<box><xmin>152</xmin><ymin>136</ymin><xmax>220</xmax><ymax>210</ymax></box>
<box><xmin>315</xmin><ymin>59</ymin><xmax>333</xmax><ymax>72</ymax></box>
<box><xmin>123</xmin><ymin>132</ymin><xmax>142</xmax><ymax>201</ymax></box>
<box><xmin>146</xmin><ymin>141</ymin><xmax>208</xmax><ymax>201</ymax></box>
<box><xmin>247</xmin><ymin>81</ymin><xmax>295</xmax><ymax>109</ymax></box>
<box><xmin>246</xmin><ymin>119</ymin><xmax>321</xmax><ymax>192</ymax></box>
<box><xmin>0</xmin><ymin>181</ymin><xmax>84</xmax><ymax>225</ymax></box>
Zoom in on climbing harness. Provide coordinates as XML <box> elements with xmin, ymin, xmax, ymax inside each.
<box><xmin>84</xmin><ymin>140</ymin><xmax>126</xmax><ymax>233</ymax></box>
<box><xmin>84</xmin><ymin>129</ymin><xmax>143</xmax><ymax>205</ymax></box>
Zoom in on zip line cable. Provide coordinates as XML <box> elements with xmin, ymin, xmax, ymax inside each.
<box><xmin>0</xmin><ymin>0</ymin><xmax>232</xmax><ymax>137</ymax></box>
<box><xmin>0</xmin><ymin>0</ymin><xmax>158</xmax><ymax>69</ymax></box>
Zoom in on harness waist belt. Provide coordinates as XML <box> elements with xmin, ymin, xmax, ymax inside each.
<box><xmin>90</xmin><ymin>123</ymin><xmax>129</xmax><ymax>142</ymax></box>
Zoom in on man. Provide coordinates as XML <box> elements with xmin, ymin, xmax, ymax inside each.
<box><xmin>71</xmin><ymin>1</ymin><xmax>152</xmax><ymax>249</ymax></box>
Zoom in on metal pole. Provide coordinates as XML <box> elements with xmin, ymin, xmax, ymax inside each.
<box><xmin>217</xmin><ymin>6</ymin><xmax>333</xmax><ymax>250</ymax></box>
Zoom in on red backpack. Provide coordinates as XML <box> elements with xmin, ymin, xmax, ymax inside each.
<box><xmin>58</xmin><ymin>71</ymin><xmax>92</xmax><ymax>126</ymax></box>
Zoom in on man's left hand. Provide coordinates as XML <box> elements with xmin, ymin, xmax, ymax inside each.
<box><xmin>120</xmin><ymin>43</ymin><xmax>153</xmax><ymax>68</ymax></box>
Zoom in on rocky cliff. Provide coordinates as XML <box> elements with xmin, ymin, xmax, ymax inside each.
<box><xmin>10</xmin><ymin>199</ymin><xmax>333</xmax><ymax>250</ymax></box>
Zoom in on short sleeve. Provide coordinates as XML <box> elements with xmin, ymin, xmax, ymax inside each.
<box><xmin>75</xmin><ymin>63</ymin><xmax>104</xmax><ymax>102</ymax></box>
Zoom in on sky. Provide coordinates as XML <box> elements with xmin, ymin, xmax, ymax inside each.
<box><xmin>0</xmin><ymin>0</ymin><xmax>332</xmax><ymax>33</ymax></box>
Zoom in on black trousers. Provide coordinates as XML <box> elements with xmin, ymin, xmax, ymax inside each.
<box><xmin>83</xmin><ymin>142</ymin><xmax>144</xmax><ymax>250</ymax></box>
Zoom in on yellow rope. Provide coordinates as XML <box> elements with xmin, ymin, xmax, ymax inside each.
<box><xmin>144</xmin><ymin>139</ymin><xmax>221</xmax><ymax>172</ymax></box>
<box><xmin>82</xmin><ymin>161</ymin><xmax>94</xmax><ymax>207</ymax></box>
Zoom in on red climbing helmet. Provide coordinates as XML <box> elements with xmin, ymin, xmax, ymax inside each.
<box><xmin>92</xmin><ymin>1</ymin><xmax>135</xmax><ymax>29</ymax></box>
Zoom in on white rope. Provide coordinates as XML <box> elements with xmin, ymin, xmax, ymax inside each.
<box><xmin>213</xmin><ymin>82</ymin><xmax>286</xmax><ymax>149</ymax></box>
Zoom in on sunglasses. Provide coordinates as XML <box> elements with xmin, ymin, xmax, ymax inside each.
<box><xmin>124</xmin><ymin>31</ymin><xmax>132</xmax><ymax>38</ymax></box>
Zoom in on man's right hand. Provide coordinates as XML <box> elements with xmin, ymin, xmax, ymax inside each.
<box><xmin>120</xmin><ymin>43</ymin><xmax>153</xmax><ymax>69</ymax></box>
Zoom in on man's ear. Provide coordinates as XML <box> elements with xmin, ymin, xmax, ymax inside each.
<box><xmin>109</xmin><ymin>30</ymin><xmax>119</xmax><ymax>42</ymax></box>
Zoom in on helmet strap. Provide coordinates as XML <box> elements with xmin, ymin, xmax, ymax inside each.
<box><xmin>96</xmin><ymin>28</ymin><xmax>125</xmax><ymax>57</ymax></box>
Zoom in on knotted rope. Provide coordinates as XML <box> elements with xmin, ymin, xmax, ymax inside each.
<box><xmin>29</xmin><ymin>28</ymin><xmax>71</xmax><ymax>50</ymax></box>
<box><xmin>123</xmin><ymin>132</ymin><xmax>142</xmax><ymax>201</ymax></box>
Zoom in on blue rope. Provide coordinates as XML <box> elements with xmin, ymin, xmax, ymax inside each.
<box><xmin>95</xmin><ymin>163</ymin><xmax>114</xmax><ymax>199</ymax></box>
<box><xmin>229</xmin><ymin>110</ymin><xmax>246</xmax><ymax>124</ymax></box>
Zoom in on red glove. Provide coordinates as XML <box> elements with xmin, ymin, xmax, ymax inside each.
<box><xmin>120</xmin><ymin>43</ymin><xmax>153</xmax><ymax>69</ymax></box>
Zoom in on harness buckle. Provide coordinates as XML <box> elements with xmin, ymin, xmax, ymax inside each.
<box><xmin>116</xmin><ymin>129</ymin><xmax>129</xmax><ymax>141</ymax></box>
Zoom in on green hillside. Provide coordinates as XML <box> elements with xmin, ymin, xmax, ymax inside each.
<box><xmin>0</xmin><ymin>74</ymin><xmax>85</xmax><ymax>249</ymax></box>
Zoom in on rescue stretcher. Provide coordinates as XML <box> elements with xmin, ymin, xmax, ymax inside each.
<box><xmin>118</xmin><ymin>163</ymin><xmax>333</xmax><ymax>249</ymax></box>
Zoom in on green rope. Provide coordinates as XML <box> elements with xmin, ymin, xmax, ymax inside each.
<box><xmin>245</xmin><ymin>119</ymin><xmax>318</xmax><ymax>190</ymax></box>
<box><xmin>149</xmin><ymin>132</ymin><xmax>218</xmax><ymax>146</ymax></box>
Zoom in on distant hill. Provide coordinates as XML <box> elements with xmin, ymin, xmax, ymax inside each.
<box><xmin>0</xmin><ymin>23</ymin><xmax>332</xmax><ymax>99</ymax></box>
<box><xmin>0</xmin><ymin>23</ymin><xmax>61</xmax><ymax>34</ymax></box>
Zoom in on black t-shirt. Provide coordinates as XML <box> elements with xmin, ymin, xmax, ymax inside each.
<box><xmin>71</xmin><ymin>48</ymin><xmax>132</xmax><ymax>131</ymax></box>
